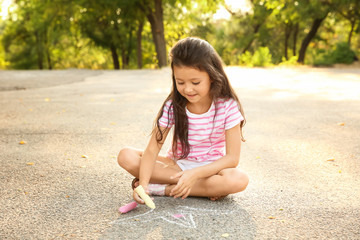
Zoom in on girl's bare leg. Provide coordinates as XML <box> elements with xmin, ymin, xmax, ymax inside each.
<box><xmin>165</xmin><ymin>168</ymin><xmax>249</xmax><ymax>198</ymax></box>
<box><xmin>117</xmin><ymin>147</ymin><xmax>182</xmax><ymax>184</ymax></box>
<box><xmin>118</xmin><ymin>147</ymin><xmax>249</xmax><ymax>198</ymax></box>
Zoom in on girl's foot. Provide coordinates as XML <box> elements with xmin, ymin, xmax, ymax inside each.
<box><xmin>131</xmin><ymin>178</ymin><xmax>167</xmax><ymax>196</ymax></box>
<box><xmin>209</xmin><ymin>195</ymin><xmax>227</xmax><ymax>201</ymax></box>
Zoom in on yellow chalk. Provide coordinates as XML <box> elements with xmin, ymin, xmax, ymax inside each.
<box><xmin>135</xmin><ymin>185</ymin><xmax>155</xmax><ymax>209</ymax></box>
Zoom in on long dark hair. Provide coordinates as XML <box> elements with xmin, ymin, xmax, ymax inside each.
<box><xmin>153</xmin><ymin>37</ymin><xmax>245</xmax><ymax>160</ymax></box>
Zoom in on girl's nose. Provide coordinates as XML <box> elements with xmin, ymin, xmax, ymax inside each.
<box><xmin>184</xmin><ymin>85</ymin><xmax>193</xmax><ymax>93</ymax></box>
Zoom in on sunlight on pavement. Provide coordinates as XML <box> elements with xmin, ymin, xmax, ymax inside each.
<box><xmin>227</xmin><ymin>67</ymin><xmax>360</xmax><ymax>101</ymax></box>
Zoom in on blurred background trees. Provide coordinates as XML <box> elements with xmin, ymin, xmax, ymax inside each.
<box><xmin>0</xmin><ymin>0</ymin><xmax>358</xmax><ymax>69</ymax></box>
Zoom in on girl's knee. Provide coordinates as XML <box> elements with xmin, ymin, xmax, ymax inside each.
<box><xmin>117</xmin><ymin>147</ymin><xmax>137</xmax><ymax>169</ymax></box>
<box><xmin>224</xmin><ymin>169</ymin><xmax>249</xmax><ymax>193</ymax></box>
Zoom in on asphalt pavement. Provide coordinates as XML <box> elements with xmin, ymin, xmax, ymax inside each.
<box><xmin>0</xmin><ymin>67</ymin><xmax>359</xmax><ymax>239</ymax></box>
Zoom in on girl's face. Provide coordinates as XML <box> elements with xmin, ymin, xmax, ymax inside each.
<box><xmin>173</xmin><ymin>65</ymin><xmax>212</xmax><ymax>106</ymax></box>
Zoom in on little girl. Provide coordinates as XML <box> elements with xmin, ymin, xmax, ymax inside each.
<box><xmin>118</xmin><ymin>37</ymin><xmax>249</xmax><ymax>204</ymax></box>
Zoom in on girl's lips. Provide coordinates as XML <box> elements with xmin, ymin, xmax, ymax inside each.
<box><xmin>187</xmin><ymin>94</ymin><xmax>197</xmax><ymax>98</ymax></box>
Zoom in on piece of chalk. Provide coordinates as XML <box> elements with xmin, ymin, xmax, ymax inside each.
<box><xmin>119</xmin><ymin>201</ymin><xmax>138</xmax><ymax>213</ymax></box>
<box><xmin>135</xmin><ymin>185</ymin><xmax>156</xmax><ymax>209</ymax></box>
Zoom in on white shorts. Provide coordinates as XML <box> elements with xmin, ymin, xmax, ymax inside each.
<box><xmin>176</xmin><ymin>159</ymin><xmax>213</xmax><ymax>171</ymax></box>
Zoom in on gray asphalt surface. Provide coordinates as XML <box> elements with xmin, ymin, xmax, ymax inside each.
<box><xmin>0</xmin><ymin>67</ymin><xmax>359</xmax><ymax>239</ymax></box>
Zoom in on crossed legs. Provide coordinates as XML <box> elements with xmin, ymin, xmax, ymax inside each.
<box><xmin>117</xmin><ymin>147</ymin><xmax>249</xmax><ymax>199</ymax></box>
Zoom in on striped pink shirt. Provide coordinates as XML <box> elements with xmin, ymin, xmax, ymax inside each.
<box><xmin>159</xmin><ymin>98</ymin><xmax>244</xmax><ymax>163</ymax></box>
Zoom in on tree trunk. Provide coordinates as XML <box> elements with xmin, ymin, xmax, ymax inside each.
<box><xmin>35</xmin><ymin>31</ymin><xmax>43</xmax><ymax>69</ymax></box>
<box><xmin>297</xmin><ymin>15</ymin><xmax>327</xmax><ymax>64</ymax></box>
<box><xmin>348</xmin><ymin>20</ymin><xmax>355</xmax><ymax>45</ymax></box>
<box><xmin>126</xmin><ymin>25</ymin><xmax>134</xmax><ymax>69</ymax></box>
<box><xmin>46</xmin><ymin>48</ymin><xmax>52</xmax><ymax>70</ymax></box>
<box><xmin>110</xmin><ymin>44</ymin><xmax>120</xmax><ymax>70</ymax></box>
<box><xmin>121</xmin><ymin>46</ymin><xmax>129</xmax><ymax>69</ymax></box>
<box><xmin>44</xmin><ymin>32</ymin><xmax>52</xmax><ymax>70</ymax></box>
<box><xmin>242</xmin><ymin>24</ymin><xmax>261</xmax><ymax>54</ymax></box>
<box><xmin>146</xmin><ymin>0</ymin><xmax>167</xmax><ymax>68</ymax></box>
<box><xmin>121</xmin><ymin>49</ymin><xmax>126</xmax><ymax>69</ymax></box>
<box><xmin>122</xmin><ymin>51</ymin><xmax>130</xmax><ymax>69</ymax></box>
<box><xmin>292</xmin><ymin>23</ymin><xmax>299</xmax><ymax>56</ymax></box>
<box><xmin>284</xmin><ymin>23</ymin><xmax>292</xmax><ymax>60</ymax></box>
<box><xmin>137</xmin><ymin>20</ymin><xmax>144</xmax><ymax>69</ymax></box>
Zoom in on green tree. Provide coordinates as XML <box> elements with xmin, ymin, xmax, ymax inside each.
<box><xmin>131</xmin><ymin>0</ymin><xmax>221</xmax><ymax>68</ymax></box>
<box><xmin>2</xmin><ymin>0</ymin><xmax>73</xmax><ymax>69</ymax></box>
<box><xmin>225</xmin><ymin>0</ymin><xmax>273</xmax><ymax>54</ymax></box>
<box><xmin>125</xmin><ymin>0</ymin><xmax>167</xmax><ymax>68</ymax></box>
<box><xmin>326</xmin><ymin>0</ymin><xmax>360</xmax><ymax>45</ymax></box>
<box><xmin>77</xmin><ymin>0</ymin><xmax>143</xmax><ymax>69</ymax></box>
<box><xmin>265</xmin><ymin>1</ymin><xmax>300</xmax><ymax>60</ymax></box>
<box><xmin>165</xmin><ymin>0</ymin><xmax>219</xmax><ymax>46</ymax></box>
<box><xmin>0</xmin><ymin>21</ymin><xmax>9</xmax><ymax>68</ymax></box>
<box><xmin>296</xmin><ymin>1</ymin><xmax>330</xmax><ymax>64</ymax></box>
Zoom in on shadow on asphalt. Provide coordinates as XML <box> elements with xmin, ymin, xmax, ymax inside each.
<box><xmin>0</xmin><ymin>70</ymin><xmax>103</xmax><ymax>91</ymax></box>
<box><xmin>102</xmin><ymin>196</ymin><xmax>256</xmax><ymax>239</ymax></box>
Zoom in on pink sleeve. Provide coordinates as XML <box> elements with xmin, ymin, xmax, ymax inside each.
<box><xmin>158</xmin><ymin>101</ymin><xmax>174</xmax><ymax>128</ymax></box>
<box><xmin>224</xmin><ymin>99</ymin><xmax>244</xmax><ymax>130</ymax></box>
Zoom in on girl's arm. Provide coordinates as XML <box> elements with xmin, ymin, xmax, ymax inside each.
<box><xmin>135</xmin><ymin>126</ymin><xmax>170</xmax><ymax>202</ymax></box>
<box><xmin>170</xmin><ymin>124</ymin><xmax>241</xmax><ymax>198</ymax></box>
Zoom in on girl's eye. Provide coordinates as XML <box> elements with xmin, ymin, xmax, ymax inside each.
<box><xmin>193</xmin><ymin>82</ymin><xmax>200</xmax><ymax>85</ymax></box>
<box><xmin>177</xmin><ymin>82</ymin><xmax>184</xmax><ymax>85</ymax></box>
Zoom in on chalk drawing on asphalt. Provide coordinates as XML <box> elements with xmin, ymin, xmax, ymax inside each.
<box><xmin>111</xmin><ymin>205</ymin><xmax>233</xmax><ymax>229</ymax></box>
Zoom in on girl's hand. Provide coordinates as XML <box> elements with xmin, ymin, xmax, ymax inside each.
<box><xmin>170</xmin><ymin>169</ymin><xmax>198</xmax><ymax>199</ymax></box>
<box><xmin>133</xmin><ymin>184</ymin><xmax>149</xmax><ymax>204</ymax></box>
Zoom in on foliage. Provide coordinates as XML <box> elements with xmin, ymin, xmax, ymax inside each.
<box><xmin>332</xmin><ymin>42</ymin><xmax>356</xmax><ymax>63</ymax></box>
<box><xmin>238</xmin><ymin>47</ymin><xmax>273</xmax><ymax>67</ymax></box>
<box><xmin>76</xmin><ymin>0</ymin><xmax>139</xmax><ymax>69</ymax></box>
<box><xmin>0</xmin><ymin>21</ymin><xmax>10</xmax><ymax>68</ymax></box>
<box><xmin>313</xmin><ymin>42</ymin><xmax>356</xmax><ymax>66</ymax></box>
<box><xmin>279</xmin><ymin>56</ymin><xmax>300</xmax><ymax>66</ymax></box>
<box><xmin>0</xmin><ymin>0</ymin><xmax>359</xmax><ymax>69</ymax></box>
